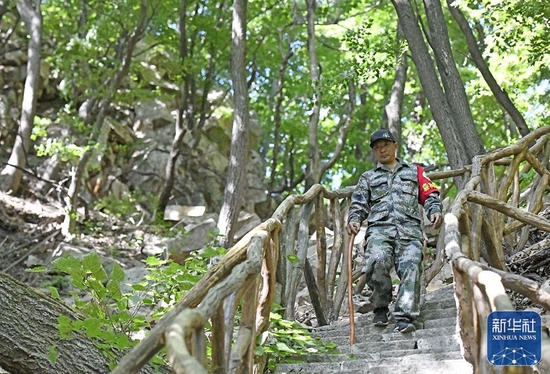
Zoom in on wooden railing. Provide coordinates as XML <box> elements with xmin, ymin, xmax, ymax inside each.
<box><xmin>113</xmin><ymin>126</ymin><xmax>550</xmax><ymax>374</ymax></box>
<box><xmin>112</xmin><ymin>184</ymin><xmax>355</xmax><ymax>373</ymax></box>
<box><xmin>442</xmin><ymin>126</ymin><xmax>550</xmax><ymax>373</ymax></box>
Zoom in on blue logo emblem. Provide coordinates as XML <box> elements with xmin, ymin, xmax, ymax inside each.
<box><xmin>487</xmin><ymin>311</ymin><xmax>542</xmax><ymax>366</ymax></box>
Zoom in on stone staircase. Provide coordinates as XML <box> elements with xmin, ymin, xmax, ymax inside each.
<box><xmin>274</xmin><ymin>284</ymin><xmax>473</xmax><ymax>374</ymax></box>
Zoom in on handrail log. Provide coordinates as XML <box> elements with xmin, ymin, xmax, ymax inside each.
<box><xmin>428</xmin><ymin>166</ymin><xmax>471</xmax><ymax>180</ymax></box>
<box><xmin>467</xmin><ymin>191</ymin><xmax>550</xmax><ymax>232</ymax></box>
<box><xmin>165</xmin><ymin>310</ymin><xmax>208</xmax><ymax>374</ymax></box>
<box><xmin>272</xmin><ymin>184</ymin><xmax>354</xmax><ymax>222</ymax></box>
<box><xmin>524</xmin><ymin>150</ymin><xmax>550</xmax><ymax>178</ymax></box>
<box><xmin>164</xmin><ymin>236</ymin><xmax>263</xmax><ymax>374</ymax></box>
<box><xmin>475</xmin><ymin>270</ymin><xmax>514</xmax><ymax>311</ymax></box>
<box><xmin>477</xmin><ymin>264</ymin><xmax>550</xmax><ymax>310</ymax></box>
<box><xmin>256</xmin><ymin>230</ymin><xmax>279</xmax><ymax>333</ymax></box>
<box><xmin>200</xmin><ymin>236</ymin><xmax>263</xmax><ymax>318</ymax></box>
<box><xmin>481</xmin><ymin>126</ymin><xmax>550</xmax><ymax>163</ymax></box>
<box><xmin>113</xmin><ymin>228</ymin><xmax>274</xmax><ymax>374</ymax></box>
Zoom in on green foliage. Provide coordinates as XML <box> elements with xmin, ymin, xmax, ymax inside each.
<box><xmin>35</xmin><ymin>139</ymin><xmax>87</xmax><ymax>162</ymax></box>
<box><xmin>137</xmin><ymin>249</ymin><xmax>223</xmax><ymax>320</ymax></box>
<box><xmin>286</xmin><ymin>254</ymin><xmax>301</xmax><ymax>264</ymax></box>
<box><xmin>31</xmin><ymin>116</ymin><xmax>51</xmax><ymax>140</ymax></box>
<box><xmin>48</xmin><ymin>252</ymin><xmax>149</xmax><ymax>370</ymax></box>
<box><xmin>48</xmin><ymin>344</ymin><xmax>59</xmax><ymax>365</ymax></box>
<box><xmin>35</xmin><ymin>246</ymin><xmax>339</xmax><ymax>372</ymax></box>
<box><xmin>342</xmin><ymin>19</ymin><xmax>403</xmax><ymax>84</ymax></box>
<box><xmin>32</xmin><ymin>104</ymin><xmax>93</xmax><ymax>162</ymax></box>
<box><xmin>256</xmin><ymin>306</ymin><xmax>338</xmax><ymax>371</ymax></box>
<box><xmin>93</xmin><ymin>190</ymin><xmax>142</xmax><ymax>219</ymax></box>
<box><xmin>450</xmin><ymin>0</ymin><xmax>550</xmax><ymax>148</ymax></box>
<box><xmin>39</xmin><ymin>244</ymin><xmax>226</xmax><ymax>370</ymax></box>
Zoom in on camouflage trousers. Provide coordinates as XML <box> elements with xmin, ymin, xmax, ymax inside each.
<box><xmin>361</xmin><ymin>225</ymin><xmax>423</xmax><ymax>321</ymax></box>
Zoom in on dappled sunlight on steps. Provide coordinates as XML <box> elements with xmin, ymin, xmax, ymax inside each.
<box><xmin>274</xmin><ymin>284</ymin><xmax>473</xmax><ymax>374</ymax></box>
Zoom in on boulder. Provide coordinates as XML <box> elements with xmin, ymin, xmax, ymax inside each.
<box><xmin>163</xmin><ymin>205</ymin><xmax>206</xmax><ymax>221</ymax></box>
<box><xmin>179</xmin><ymin>218</ymin><xmax>218</xmax><ymax>251</ymax></box>
<box><xmin>233</xmin><ymin>211</ymin><xmax>262</xmax><ymax>242</ymax></box>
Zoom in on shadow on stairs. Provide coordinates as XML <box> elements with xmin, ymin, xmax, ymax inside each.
<box><xmin>274</xmin><ymin>284</ymin><xmax>473</xmax><ymax>373</ymax></box>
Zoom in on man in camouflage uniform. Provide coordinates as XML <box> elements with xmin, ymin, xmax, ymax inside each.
<box><xmin>346</xmin><ymin>129</ymin><xmax>442</xmax><ymax>333</ymax></box>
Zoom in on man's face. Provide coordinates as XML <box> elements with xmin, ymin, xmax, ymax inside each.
<box><xmin>372</xmin><ymin>140</ymin><xmax>398</xmax><ymax>164</ymax></box>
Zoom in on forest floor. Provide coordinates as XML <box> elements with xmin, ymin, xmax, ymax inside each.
<box><xmin>0</xmin><ymin>190</ymin><xmax>150</xmax><ymax>293</ymax></box>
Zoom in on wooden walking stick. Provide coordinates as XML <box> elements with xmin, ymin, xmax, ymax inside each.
<box><xmin>347</xmin><ymin>232</ymin><xmax>356</xmax><ymax>345</ymax></box>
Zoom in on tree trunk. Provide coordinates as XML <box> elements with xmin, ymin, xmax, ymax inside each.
<box><xmin>304</xmin><ymin>0</ymin><xmax>322</xmax><ymax>190</ymax></box>
<box><xmin>391</xmin><ymin>0</ymin><xmax>470</xmax><ymax>172</ymax></box>
<box><xmin>354</xmin><ymin>87</ymin><xmax>369</xmax><ymax>161</ymax></box>
<box><xmin>275</xmin><ymin>0</ymin><xmax>353</xmax><ymax>191</ymax></box>
<box><xmin>384</xmin><ymin>46</ymin><xmax>407</xmax><ymax>158</ymax></box>
<box><xmin>268</xmin><ymin>26</ymin><xmax>294</xmax><ymax>192</ymax></box>
<box><xmin>423</xmin><ymin>0</ymin><xmax>485</xmax><ymax>159</ymax></box>
<box><xmin>156</xmin><ymin>0</ymin><xmax>189</xmax><ymax>218</ymax></box>
<box><xmin>322</xmin><ymin>81</ymin><xmax>355</xmax><ymax>172</ymax></box>
<box><xmin>217</xmin><ymin>0</ymin><xmax>249</xmax><ymax>248</ymax></box>
<box><xmin>62</xmin><ymin>0</ymin><xmax>149</xmax><ymax>236</ymax></box>
<box><xmin>0</xmin><ymin>0</ymin><xmax>41</xmax><ymax>193</ymax></box>
<box><xmin>0</xmin><ymin>272</ymin><xmax>158</xmax><ymax>374</ymax></box>
<box><xmin>446</xmin><ymin>0</ymin><xmax>530</xmax><ymax>137</ymax></box>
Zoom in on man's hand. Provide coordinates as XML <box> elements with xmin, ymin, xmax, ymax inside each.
<box><xmin>430</xmin><ymin>213</ymin><xmax>442</xmax><ymax>229</ymax></box>
<box><xmin>346</xmin><ymin>222</ymin><xmax>360</xmax><ymax>235</ymax></box>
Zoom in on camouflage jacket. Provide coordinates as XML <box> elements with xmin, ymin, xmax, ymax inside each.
<box><xmin>348</xmin><ymin>160</ymin><xmax>442</xmax><ymax>239</ymax></box>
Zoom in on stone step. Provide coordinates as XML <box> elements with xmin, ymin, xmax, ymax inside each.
<box><xmin>367</xmin><ymin>360</ymin><xmax>473</xmax><ymax>374</ymax></box>
<box><xmin>290</xmin><ymin>347</ymin><xmax>464</xmax><ymax>365</ymax></box>
<box><xmin>421</xmin><ymin>296</ymin><xmax>456</xmax><ymax>311</ymax></box>
<box><xmin>316</xmin><ymin>303</ymin><xmax>453</xmax><ymax>329</ymax></box>
<box><xmin>315</xmin><ymin>325</ymin><xmax>457</xmax><ymax>346</ymax></box>
<box><xmin>419</xmin><ymin>307</ymin><xmax>457</xmax><ymax>321</ymax></box>
<box><xmin>320</xmin><ymin>313</ymin><xmax>459</xmax><ymax>340</ymax></box>
<box><xmin>313</xmin><ymin>315</ymin><xmax>457</xmax><ymax>340</ymax></box>
<box><xmin>316</xmin><ymin>334</ymin><xmax>462</xmax><ymax>355</ymax></box>
<box><xmin>420</xmin><ymin>284</ymin><xmax>456</xmax><ymax>304</ymax></box>
<box><xmin>273</xmin><ymin>285</ymin><xmax>468</xmax><ymax>374</ymax></box>
<box><xmin>350</xmin><ymin>307</ymin><xmax>456</xmax><ymax>327</ymax></box>
<box><xmin>322</xmin><ymin>300</ymin><xmax>457</xmax><ymax>333</ymax></box>
<box><xmin>275</xmin><ymin>353</ymin><xmax>472</xmax><ymax>373</ymax></box>
<box><xmin>423</xmin><ymin>316</ymin><xmax>457</xmax><ymax>329</ymax></box>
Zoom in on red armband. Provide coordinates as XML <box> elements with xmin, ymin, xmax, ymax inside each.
<box><xmin>417</xmin><ymin>165</ymin><xmax>439</xmax><ymax>205</ymax></box>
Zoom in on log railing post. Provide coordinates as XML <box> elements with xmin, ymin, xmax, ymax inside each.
<box><xmin>228</xmin><ymin>272</ymin><xmax>260</xmax><ymax>374</ymax></box>
<box><xmin>284</xmin><ymin>202</ymin><xmax>313</xmax><ymax>320</ymax></box>
<box><xmin>256</xmin><ymin>232</ymin><xmax>279</xmax><ymax>334</ymax></box>
<box><xmin>450</xmin><ymin>266</ymin><xmax>477</xmax><ymax>367</ymax></box>
<box><xmin>481</xmin><ymin>161</ymin><xmax>506</xmax><ymax>270</ymax></box>
<box><xmin>470</xmin><ymin>199</ymin><xmax>483</xmax><ymax>261</ymax></box>
<box><xmin>325</xmin><ymin>197</ymin><xmax>343</xmax><ymax>321</ymax></box>
<box><xmin>315</xmin><ymin>194</ymin><xmax>328</xmax><ymax>310</ymax></box>
<box><xmin>333</xmin><ymin>198</ymin><xmax>351</xmax><ymax>319</ymax></box>
<box><xmin>279</xmin><ymin>207</ymin><xmax>300</xmax><ymax>311</ymax></box>
<box><xmin>210</xmin><ymin>305</ymin><xmax>226</xmax><ymax>374</ymax></box>
<box><xmin>472</xmin><ymin>283</ymin><xmax>491</xmax><ymax>374</ymax></box>
<box><xmin>165</xmin><ymin>310</ymin><xmax>208</xmax><ymax>374</ymax></box>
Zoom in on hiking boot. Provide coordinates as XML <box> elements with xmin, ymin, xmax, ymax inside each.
<box><xmin>394</xmin><ymin>319</ymin><xmax>415</xmax><ymax>333</ymax></box>
<box><xmin>373</xmin><ymin>307</ymin><xmax>389</xmax><ymax>326</ymax></box>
